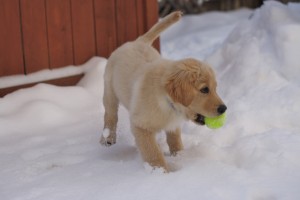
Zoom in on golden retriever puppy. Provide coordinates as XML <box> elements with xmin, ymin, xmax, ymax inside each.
<box><xmin>100</xmin><ymin>11</ymin><xmax>226</xmax><ymax>172</ymax></box>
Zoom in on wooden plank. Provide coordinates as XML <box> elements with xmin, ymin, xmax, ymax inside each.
<box><xmin>115</xmin><ymin>0</ymin><xmax>138</xmax><ymax>46</ymax></box>
<box><xmin>71</xmin><ymin>0</ymin><xmax>96</xmax><ymax>65</ymax></box>
<box><xmin>94</xmin><ymin>0</ymin><xmax>117</xmax><ymax>58</ymax></box>
<box><xmin>20</xmin><ymin>0</ymin><xmax>49</xmax><ymax>73</ymax></box>
<box><xmin>0</xmin><ymin>74</ymin><xmax>83</xmax><ymax>97</ymax></box>
<box><xmin>46</xmin><ymin>0</ymin><xmax>74</xmax><ymax>68</ymax></box>
<box><xmin>144</xmin><ymin>0</ymin><xmax>160</xmax><ymax>51</ymax></box>
<box><xmin>135</xmin><ymin>0</ymin><xmax>145</xmax><ymax>35</ymax></box>
<box><xmin>0</xmin><ymin>0</ymin><xmax>24</xmax><ymax>76</ymax></box>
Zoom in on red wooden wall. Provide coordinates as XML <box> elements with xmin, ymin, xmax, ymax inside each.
<box><xmin>0</xmin><ymin>0</ymin><xmax>159</xmax><ymax>95</ymax></box>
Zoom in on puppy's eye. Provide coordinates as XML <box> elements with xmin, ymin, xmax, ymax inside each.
<box><xmin>200</xmin><ymin>87</ymin><xmax>209</xmax><ymax>94</ymax></box>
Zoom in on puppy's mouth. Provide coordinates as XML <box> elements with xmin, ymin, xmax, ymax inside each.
<box><xmin>194</xmin><ymin>113</ymin><xmax>205</xmax><ymax>125</ymax></box>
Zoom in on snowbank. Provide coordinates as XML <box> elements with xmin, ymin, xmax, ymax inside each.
<box><xmin>1</xmin><ymin>2</ymin><xmax>300</xmax><ymax>200</ymax></box>
<box><xmin>0</xmin><ymin>57</ymin><xmax>105</xmax><ymax>89</ymax></box>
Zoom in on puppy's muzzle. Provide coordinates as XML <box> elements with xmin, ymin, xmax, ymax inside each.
<box><xmin>194</xmin><ymin>114</ymin><xmax>205</xmax><ymax>125</ymax></box>
<box><xmin>193</xmin><ymin>104</ymin><xmax>227</xmax><ymax>125</ymax></box>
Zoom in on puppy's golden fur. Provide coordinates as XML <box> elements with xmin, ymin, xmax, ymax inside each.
<box><xmin>100</xmin><ymin>11</ymin><xmax>226</xmax><ymax>172</ymax></box>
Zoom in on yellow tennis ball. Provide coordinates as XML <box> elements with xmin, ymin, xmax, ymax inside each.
<box><xmin>204</xmin><ymin>113</ymin><xmax>226</xmax><ymax>129</ymax></box>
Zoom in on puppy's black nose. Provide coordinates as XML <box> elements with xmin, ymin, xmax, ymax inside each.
<box><xmin>217</xmin><ymin>104</ymin><xmax>227</xmax><ymax>114</ymax></box>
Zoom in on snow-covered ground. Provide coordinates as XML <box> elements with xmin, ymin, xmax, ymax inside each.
<box><xmin>1</xmin><ymin>1</ymin><xmax>300</xmax><ymax>200</ymax></box>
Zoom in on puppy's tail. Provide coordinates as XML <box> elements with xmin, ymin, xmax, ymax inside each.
<box><xmin>137</xmin><ymin>11</ymin><xmax>182</xmax><ymax>45</ymax></box>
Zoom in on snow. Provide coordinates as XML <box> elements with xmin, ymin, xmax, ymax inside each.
<box><xmin>102</xmin><ymin>128</ymin><xmax>110</xmax><ymax>139</ymax></box>
<box><xmin>1</xmin><ymin>1</ymin><xmax>300</xmax><ymax>199</ymax></box>
<box><xmin>0</xmin><ymin>57</ymin><xmax>105</xmax><ymax>89</ymax></box>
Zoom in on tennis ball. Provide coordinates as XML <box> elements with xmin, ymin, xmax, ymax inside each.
<box><xmin>204</xmin><ymin>113</ymin><xmax>226</xmax><ymax>129</ymax></box>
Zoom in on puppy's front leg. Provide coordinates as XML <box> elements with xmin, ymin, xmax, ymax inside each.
<box><xmin>132</xmin><ymin>126</ymin><xmax>168</xmax><ymax>172</ymax></box>
<box><xmin>166</xmin><ymin>128</ymin><xmax>183</xmax><ymax>156</ymax></box>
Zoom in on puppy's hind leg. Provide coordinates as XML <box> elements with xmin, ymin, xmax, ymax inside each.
<box><xmin>100</xmin><ymin>66</ymin><xmax>119</xmax><ymax>146</ymax></box>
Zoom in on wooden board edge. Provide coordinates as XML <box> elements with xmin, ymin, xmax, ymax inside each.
<box><xmin>0</xmin><ymin>74</ymin><xmax>84</xmax><ymax>97</ymax></box>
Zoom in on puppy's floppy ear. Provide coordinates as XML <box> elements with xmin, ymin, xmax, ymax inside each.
<box><xmin>165</xmin><ymin>68</ymin><xmax>198</xmax><ymax>106</ymax></box>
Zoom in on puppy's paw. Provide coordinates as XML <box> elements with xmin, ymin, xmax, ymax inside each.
<box><xmin>100</xmin><ymin>128</ymin><xmax>116</xmax><ymax>147</ymax></box>
<box><xmin>170</xmin><ymin>151</ymin><xmax>178</xmax><ymax>157</ymax></box>
<box><xmin>100</xmin><ymin>137</ymin><xmax>116</xmax><ymax>146</ymax></box>
<box><xmin>144</xmin><ymin>163</ymin><xmax>169</xmax><ymax>174</ymax></box>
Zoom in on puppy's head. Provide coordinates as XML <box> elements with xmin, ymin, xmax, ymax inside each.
<box><xmin>165</xmin><ymin>58</ymin><xmax>226</xmax><ymax>125</ymax></box>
